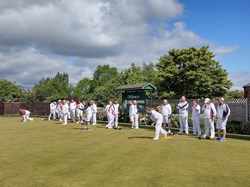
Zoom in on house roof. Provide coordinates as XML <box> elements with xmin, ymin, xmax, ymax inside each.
<box><xmin>116</xmin><ymin>82</ymin><xmax>157</xmax><ymax>91</ymax></box>
<box><xmin>243</xmin><ymin>83</ymin><xmax>250</xmax><ymax>88</ymax></box>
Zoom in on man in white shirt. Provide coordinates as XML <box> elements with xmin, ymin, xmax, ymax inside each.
<box><xmin>113</xmin><ymin>99</ymin><xmax>120</xmax><ymax>128</ymax></box>
<box><xmin>48</xmin><ymin>101</ymin><xmax>56</xmax><ymax>120</ymax></box>
<box><xmin>56</xmin><ymin>100</ymin><xmax>63</xmax><ymax>121</ymax></box>
<box><xmin>202</xmin><ymin>98</ymin><xmax>217</xmax><ymax>139</ymax></box>
<box><xmin>62</xmin><ymin>100</ymin><xmax>69</xmax><ymax>125</ymax></box>
<box><xmin>192</xmin><ymin>100</ymin><xmax>201</xmax><ymax>136</ymax></box>
<box><xmin>90</xmin><ymin>100</ymin><xmax>97</xmax><ymax>125</ymax></box>
<box><xmin>177</xmin><ymin>96</ymin><xmax>189</xmax><ymax>135</ymax></box>
<box><xmin>160</xmin><ymin>99</ymin><xmax>172</xmax><ymax>134</ymax></box>
<box><xmin>129</xmin><ymin>100</ymin><xmax>139</xmax><ymax>129</ymax></box>
<box><xmin>69</xmin><ymin>99</ymin><xmax>76</xmax><ymax>122</ymax></box>
<box><xmin>216</xmin><ymin>97</ymin><xmax>231</xmax><ymax>142</ymax></box>
<box><xmin>146</xmin><ymin>107</ymin><xmax>168</xmax><ymax>140</ymax></box>
<box><xmin>105</xmin><ymin>101</ymin><xmax>115</xmax><ymax>129</ymax></box>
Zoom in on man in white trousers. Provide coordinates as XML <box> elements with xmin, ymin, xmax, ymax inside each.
<box><xmin>57</xmin><ymin>100</ymin><xmax>63</xmax><ymax>121</ymax></box>
<box><xmin>202</xmin><ymin>98</ymin><xmax>217</xmax><ymax>139</ymax></box>
<box><xmin>62</xmin><ymin>100</ymin><xmax>69</xmax><ymax>125</ymax></box>
<box><xmin>146</xmin><ymin>107</ymin><xmax>168</xmax><ymax>140</ymax></box>
<box><xmin>216</xmin><ymin>97</ymin><xmax>231</xmax><ymax>142</ymax></box>
<box><xmin>90</xmin><ymin>100</ymin><xmax>97</xmax><ymax>125</ymax></box>
<box><xmin>177</xmin><ymin>96</ymin><xmax>189</xmax><ymax>135</ymax></box>
<box><xmin>20</xmin><ymin>109</ymin><xmax>33</xmax><ymax>122</ymax></box>
<box><xmin>105</xmin><ymin>101</ymin><xmax>115</xmax><ymax>129</ymax></box>
<box><xmin>48</xmin><ymin>101</ymin><xmax>56</xmax><ymax>120</ymax></box>
<box><xmin>129</xmin><ymin>100</ymin><xmax>139</xmax><ymax>130</ymax></box>
<box><xmin>191</xmin><ymin>100</ymin><xmax>201</xmax><ymax>137</ymax></box>
<box><xmin>113</xmin><ymin>99</ymin><xmax>120</xmax><ymax>128</ymax></box>
<box><xmin>69</xmin><ymin>99</ymin><xmax>76</xmax><ymax>122</ymax></box>
<box><xmin>160</xmin><ymin>99</ymin><xmax>172</xmax><ymax>134</ymax></box>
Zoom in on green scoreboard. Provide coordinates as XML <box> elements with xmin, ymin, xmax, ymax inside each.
<box><xmin>122</xmin><ymin>90</ymin><xmax>146</xmax><ymax>113</ymax></box>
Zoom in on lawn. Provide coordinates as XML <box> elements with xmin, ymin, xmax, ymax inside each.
<box><xmin>0</xmin><ymin>117</ymin><xmax>250</xmax><ymax>187</ymax></box>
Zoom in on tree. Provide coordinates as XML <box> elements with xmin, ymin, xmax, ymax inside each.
<box><xmin>91</xmin><ymin>65</ymin><xmax>120</xmax><ymax>105</ymax></box>
<box><xmin>118</xmin><ymin>62</ymin><xmax>156</xmax><ymax>85</ymax></box>
<box><xmin>0</xmin><ymin>79</ymin><xmax>26</xmax><ymax>102</ymax></box>
<box><xmin>156</xmin><ymin>46</ymin><xmax>232</xmax><ymax>98</ymax></box>
<box><xmin>73</xmin><ymin>78</ymin><xmax>92</xmax><ymax>99</ymax></box>
<box><xmin>33</xmin><ymin>72</ymin><xmax>72</xmax><ymax>101</ymax></box>
<box><xmin>224</xmin><ymin>90</ymin><xmax>244</xmax><ymax>99</ymax></box>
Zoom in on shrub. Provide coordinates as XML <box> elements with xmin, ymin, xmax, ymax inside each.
<box><xmin>241</xmin><ymin>122</ymin><xmax>250</xmax><ymax>135</ymax></box>
<box><xmin>226</xmin><ymin>120</ymin><xmax>242</xmax><ymax>134</ymax></box>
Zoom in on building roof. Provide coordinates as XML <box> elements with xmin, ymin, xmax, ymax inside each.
<box><xmin>243</xmin><ymin>83</ymin><xmax>250</xmax><ymax>88</ymax></box>
<box><xmin>116</xmin><ymin>82</ymin><xmax>157</xmax><ymax>91</ymax></box>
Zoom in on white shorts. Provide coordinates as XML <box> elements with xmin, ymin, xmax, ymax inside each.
<box><xmin>86</xmin><ymin>113</ymin><xmax>92</xmax><ymax>122</ymax></box>
<box><xmin>163</xmin><ymin>115</ymin><xmax>171</xmax><ymax>124</ymax></box>
<box><xmin>216</xmin><ymin>118</ymin><xmax>228</xmax><ymax>130</ymax></box>
<box><xmin>76</xmin><ymin>109</ymin><xmax>83</xmax><ymax>117</ymax></box>
<box><xmin>130</xmin><ymin>116</ymin><xmax>135</xmax><ymax>122</ymax></box>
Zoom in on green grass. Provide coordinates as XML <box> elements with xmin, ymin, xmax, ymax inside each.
<box><xmin>0</xmin><ymin>117</ymin><xmax>250</xmax><ymax>187</ymax></box>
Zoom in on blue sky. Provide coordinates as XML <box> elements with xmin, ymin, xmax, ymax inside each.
<box><xmin>182</xmin><ymin>0</ymin><xmax>250</xmax><ymax>73</ymax></box>
<box><xmin>0</xmin><ymin>0</ymin><xmax>249</xmax><ymax>90</ymax></box>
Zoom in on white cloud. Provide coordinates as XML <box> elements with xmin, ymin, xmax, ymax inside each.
<box><xmin>0</xmin><ymin>48</ymin><xmax>88</xmax><ymax>88</ymax></box>
<box><xmin>229</xmin><ymin>72</ymin><xmax>250</xmax><ymax>90</ymax></box>
<box><xmin>0</xmin><ymin>0</ymin><xmax>238</xmax><ymax>88</ymax></box>
<box><xmin>212</xmin><ymin>45</ymin><xmax>238</xmax><ymax>56</ymax></box>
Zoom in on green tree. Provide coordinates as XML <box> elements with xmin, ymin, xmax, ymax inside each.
<box><xmin>156</xmin><ymin>46</ymin><xmax>232</xmax><ymax>98</ymax></box>
<box><xmin>118</xmin><ymin>62</ymin><xmax>156</xmax><ymax>85</ymax></box>
<box><xmin>224</xmin><ymin>90</ymin><xmax>244</xmax><ymax>99</ymax></box>
<box><xmin>73</xmin><ymin>78</ymin><xmax>92</xmax><ymax>99</ymax></box>
<box><xmin>33</xmin><ymin>72</ymin><xmax>72</xmax><ymax>101</ymax></box>
<box><xmin>91</xmin><ymin>65</ymin><xmax>120</xmax><ymax>105</ymax></box>
<box><xmin>0</xmin><ymin>79</ymin><xmax>26</xmax><ymax>102</ymax></box>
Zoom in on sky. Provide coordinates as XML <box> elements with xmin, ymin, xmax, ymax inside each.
<box><xmin>0</xmin><ymin>0</ymin><xmax>249</xmax><ymax>90</ymax></box>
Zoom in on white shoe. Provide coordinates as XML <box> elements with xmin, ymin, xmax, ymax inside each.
<box><xmin>30</xmin><ymin>119</ymin><xmax>33</xmax><ymax>122</ymax></box>
<box><xmin>153</xmin><ymin>137</ymin><xmax>159</xmax><ymax>140</ymax></box>
<box><xmin>62</xmin><ymin>123</ymin><xmax>67</xmax><ymax>125</ymax></box>
<box><xmin>135</xmin><ymin>127</ymin><xmax>139</xmax><ymax>129</ymax></box>
<box><xmin>164</xmin><ymin>134</ymin><xmax>168</xmax><ymax>138</ymax></box>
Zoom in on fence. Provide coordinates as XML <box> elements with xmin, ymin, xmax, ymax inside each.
<box><xmin>0</xmin><ymin>99</ymin><xmax>249</xmax><ymax>122</ymax></box>
<box><xmin>151</xmin><ymin>98</ymin><xmax>250</xmax><ymax>122</ymax></box>
<box><xmin>0</xmin><ymin>102</ymin><xmax>50</xmax><ymax>116</ymax></box>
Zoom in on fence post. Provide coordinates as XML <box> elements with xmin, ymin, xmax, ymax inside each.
<box><xmin>246</xmin><ymin>98</ymin><xmax>248</xmax><ymax>122</ymax></box>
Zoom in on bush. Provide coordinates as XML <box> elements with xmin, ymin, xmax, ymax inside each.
<box><xmin>226</xmin><ymin>120</ymin><xmax>243</xmax><ymax>134</ymax></box>
<box><xmin>242</xmin><ymin>122</ymin><xmax>250</xmax><ymax>135</ymax></box>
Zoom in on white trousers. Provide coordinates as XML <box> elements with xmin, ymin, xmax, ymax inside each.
<box><xmin>63</xmin><ymin>113</ymin><xmax>68</xmax><ymax>124</ymax></box>
<box><xmin>192</xmin><ymin>118</ymin><xmax>201</xmax><ymax>135</ymax></box>
<box><xmin>106</xmin><ymin>113</ymin><xmax>114</xmax><ymax>128</ymax></box>
<box><xmin>70</xmin><ymin>109</ymin><xmax>76</xmax><ymax>122</ymax></box>
<box><xmin>91</xmin><ymin>113</ymin><xmax>97</xmax><ymax>125</ymax></box>
<box><xmin>179</xmin><ymin>114</ymin><xmax>188</xmax><ymax>134</ymax></box>
<box><xmin>114</xmin><ymin>114</ymin><xmax>119</xmax><ymax>127</ymax></box>
<box><xmin>204</xmin><ymin>118</ymin><xmax>215</xmax><ymax>138</ymax></box>
<box><xmin>22</xmin><ymin>112</ymin><xmax>32</xmax><ymax>122</ymax></box>
<box><xmin>48</xmin><ymin>110</ymin><xmax>56</xmax><ymax>120</ymax></box>
<box><xmin>155</xmin><ymin>118</ymin><xmax>167</xmax><ymax>139</ymax></box>
<box><xmin>130</xmin><ymin>114</ymin><xmax>139</xmax><ymax>129</ymax></box>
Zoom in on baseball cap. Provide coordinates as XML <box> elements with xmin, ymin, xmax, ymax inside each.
<box><xmin>204</xmin><ymin>98</ymin><xmax>210</xmax><ymax>103</ymax></box>
<box><xmin>219</xmin><ymin>97</ymin><xmax>224</xmax><ymax>101</ymax></box>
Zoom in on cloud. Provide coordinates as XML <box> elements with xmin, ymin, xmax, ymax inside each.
<box><xmin>0</xmin><ymin>0</ymin><xmax>238</xmax><ymax>88</ymax></box>
<box><xmin>229</xmin><ymin>71</ymin><xmax>250</xmax><ymax>90</ymax></box>
<box><xmin>0</xmin><ymin>48</ymin><xmax>91</xmax><ymax>89</ymax></box>
<box><xmin>212</xmin><ymin>45</ymin><xmax>238</xmax><ymax>56</ymax></box>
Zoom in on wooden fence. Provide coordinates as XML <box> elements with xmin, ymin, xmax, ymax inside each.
<box><xmin>0</xmin><ymin>102</ymin><xmax>50</xmax><ymax>116</ymax></box>
<box><xmin>0</xmin><ymin>99</ymin><xmax>249</xmax><ymax>122</ymax></box>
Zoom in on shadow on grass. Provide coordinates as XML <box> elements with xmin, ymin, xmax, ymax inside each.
<box><xmin>128</xmin><ymin>136</ymin><xmax>152</xmax><ymax>139</ymax></box>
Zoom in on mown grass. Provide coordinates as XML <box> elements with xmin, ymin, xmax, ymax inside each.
<box><xmin>0</xmin><ymin>117</ymin><xmax>249</xmax><ymax>187</ymax></box>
